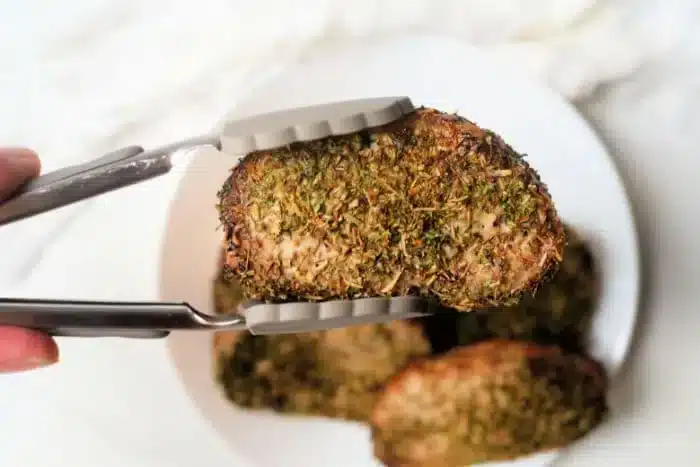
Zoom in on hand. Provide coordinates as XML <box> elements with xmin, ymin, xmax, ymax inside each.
<box><xmin>0</xmin><ymin>148</ymin><xmax>59</xmax><ymax>373</ymax></box>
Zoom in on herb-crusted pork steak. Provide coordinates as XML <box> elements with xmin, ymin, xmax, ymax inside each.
<box><xmin>214</xmin><ymin>319</ymin><xmax>431</xmax><ymax>422</ymax></box>
<box><xmin>371</xmin><ymin>339</ymin><xmax>608</xmax><ymax>466</ymax></box>
<box><xmin>218</xmin><ymin>107</ymin><xmax>565</xmax><ymax>311</ymax></box>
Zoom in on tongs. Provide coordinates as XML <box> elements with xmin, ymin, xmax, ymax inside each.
<box><xmin>0</xmin><ymin>96</ymin><xmax>435</xmax><ymax>338</ymax></box>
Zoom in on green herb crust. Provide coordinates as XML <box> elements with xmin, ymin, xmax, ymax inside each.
<box><xmin>214</xmin><ymin>320</ymin><xmax>431</xmax><ymax>422</ymax></box>
<box><xmin>370</xmin><ymin>340</ymin><xmax>608</xmax><ymax>466</ymax></box>
<box><xmin>218</xmin><ymin>107</ymin><xmax>565</xmax><ymax>311</ymax></box>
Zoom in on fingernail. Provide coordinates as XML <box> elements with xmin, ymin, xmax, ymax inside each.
<box><xmin>0</xmin><ymin>326</ymin><xmax>60</xmax><ymax>373</ymax></box>
<box><xmin>0</xmin><ymin>148</ymin><xmax>41</xmax><ymax>175</ymax></box>
<box><xmin>0</xmin><ymin>355</ymin><xmax>58</xmax><ymax>373</ymax></box>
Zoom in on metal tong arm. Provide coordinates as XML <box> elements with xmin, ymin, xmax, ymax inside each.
<box><xmin>0</xmin><ymin>135</ymin><xmax>220</xmax><ymax>227</ymax></box>
<box><xmin>0</xmin><ymin>296</ymin><xmax>436</xmax><ymax>338</ymax></box>
<box><xmin>0</xmin><ymin>298</ymin><xmax>246</xmax><ymax>338</ymax></box>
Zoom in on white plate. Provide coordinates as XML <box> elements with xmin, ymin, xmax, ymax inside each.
<box><xmin>160</xmin><ymin>35</ymin><xmax>640</xmax><ymax>467</ymax></box>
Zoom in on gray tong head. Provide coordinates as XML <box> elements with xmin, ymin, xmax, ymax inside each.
<box><xmin>0</xmin><ymin>296</ymin><xmax>435</xmax><ymax>338</ymax></box>
<box><xmin>0</xmin><ymin>96</ymin><xmax>424</xmax><ymax>337</ymax></box>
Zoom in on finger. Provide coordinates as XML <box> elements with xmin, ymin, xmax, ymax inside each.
<box><xmin>0</xmin><ymin>148</ymin><xmax>41</xmax><ymax>200</ymax></box>
<box><xmin>0</xmin><ymin>326</ymin><xmax>59</xmax><ymax>373</ymax></box>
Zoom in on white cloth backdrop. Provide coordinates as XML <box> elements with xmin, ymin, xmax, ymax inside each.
<box><xmin>1</xmin><ymin>0</ymin><xmax>697</xmax><ymax>149</ymax></box>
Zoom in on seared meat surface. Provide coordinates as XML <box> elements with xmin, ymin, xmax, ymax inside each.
<box><xmin>218</xmin><ymin>107</ymin><xmax>565</xmax><ymax>311</ymax></box>
<box><xmin>371</xmin><ymin>339</ymin><xmax>608</xmax><ymax>466</ymax></box>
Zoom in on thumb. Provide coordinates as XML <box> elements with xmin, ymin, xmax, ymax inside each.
<box><xmin>0</xmin><ymin>148</ymin><xmax>41</xmax><ymax>200</ymax></box>
<box><xmin>0</xmin><ymin>326</ymin><xmax>59</xmax><ymax>373</ymax></box>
